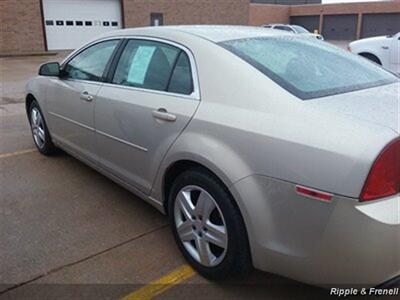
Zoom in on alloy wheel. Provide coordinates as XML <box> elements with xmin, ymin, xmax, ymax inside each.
<box><xmin>174</xmin><ymin>185</ymin><xmax>228</xmax><ymax>267</ymax></box>
<box><xmin>31</xmin><ymin>107</ymin><xmax>46</xmax><ymax>149</ymax></box>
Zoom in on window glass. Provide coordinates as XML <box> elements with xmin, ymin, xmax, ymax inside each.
<box><xmin>167</xmin><ymin>52</ymin><xmax>193</xmax><ymax>95</ymax></box>
<box><xmin>85</xmin><ymin>21</ymin><xmax>92</xmax><ymax>26</ymax></box>
<box><xmin>76</xmin><ymin>21</ymin><xmax>83</xmax><ymax>26</ymax></box>
<box><xmin>292</xmin><ymin>25</ymin><xmax>309</xmax><ymax>34</ymax></box>
<box><xmin>66</xmin><ymin>21</ymin><xmax>73</xmax><ymax>26</ymax></box>
<box><xmin>56</xmin><ymin>20</ymin><xmax>63</xmax><ymax>26</ymax></box>
<box><xmin>274</xmin><ymin>26</ymin><xmax>294</xmax><ymax>32</ymax></box>
<box><xmin>220</xmin><ymin>37</ymin><xmax>398</xmax><ymax>100</ymax></box>
<box><xmin>63</xmin><ymin>40</ymin><xmax>119</xmax><ymax>82</ymax></box>
<box><xmin>113</xmin><ymin>40</ymin><xmax>181</xmax><ymax>92</ymax></box>
<box><xmin>103</xmin><ymin>21</ymin><xmax>110</xmax><ymax>26</ymax></box>
<box><xmin>150</xmin><ymin>13</ymin><xmax>163</xmax><ymax>26</ymax></box>
<box><xmin>112</xmin><ymin>21</ymin><xmax>118</xmax><ymax>26</ymax></box>
<box><xmin>46</xmin><ymin>20</ymin><xmax>54</xmax><ymax>26</ymax></box>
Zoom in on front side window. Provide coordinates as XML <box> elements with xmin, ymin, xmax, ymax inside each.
<box><xmin>113</xmin><ymin>39</ymin><xmax>193</xmax><ymax>95</ymax></box>
<box><xmin>63</xmin><ymin>40</ymin><xmax>119</xmax><ymax>82</ymax></box>
<box><xmin>220</xmin><ymin>37</ymin><xmax>398</xmax><ymax>99</ymax></box>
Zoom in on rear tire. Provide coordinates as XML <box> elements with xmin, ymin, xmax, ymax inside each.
<box><xmin>359</xmin><ymin>53</ymin><xmax>381</xmax><ymax>65</ymax></box>
<box><xmin>29</xmin><ymin>100</ymin><xmax>57</xmax><ymax>156</ymax></box>
<box><xmin>168</xmin><ymin>168</ymin><xmax>251</xmax><ymax>280</ymax></box>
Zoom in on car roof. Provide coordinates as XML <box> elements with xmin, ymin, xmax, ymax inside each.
<box><xmin>99</xmin><ymin>25</ymin><xmax>290</xmax><ymax>43</ymax></box>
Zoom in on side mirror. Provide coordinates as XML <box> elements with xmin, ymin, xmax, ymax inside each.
<box><xmin>39</xmin><ymin>62</ymin><xmax>60</xmax><ymax>76</ymax></box>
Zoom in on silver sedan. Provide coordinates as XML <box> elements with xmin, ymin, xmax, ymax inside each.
<box><xmin>26</xmin><ymin>26</ymin><xmax>399</xmax><ymax>287</ymax></box>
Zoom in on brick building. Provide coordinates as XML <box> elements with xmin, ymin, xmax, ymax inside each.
<box><xmin>0</xmin><ymin>0</ymin><xmax>399</xmax><ymax>55</ymax></box>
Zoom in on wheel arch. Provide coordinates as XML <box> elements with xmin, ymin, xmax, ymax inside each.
<box><xmin>162</xmin><ymin>159</ymin><xmax>233</xmax><ymax>214</ymax></box>
<box><xmin>25</xmin><ymin>93</ymin><xmax>37</xmax><ymax>116</ymax></box>
<box><xmin>162</xmin><ymin>158</ymin><xmax>253</xmax><ymax>267</ymax></box>
<box><xmin>358</xmin><ymin>52</ymin><xmax>382</xmax><ymax>65</ymax></box>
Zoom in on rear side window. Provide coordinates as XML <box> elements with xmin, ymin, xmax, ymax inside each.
<box><xmin>113</xmin><ymin>39</ymin><xmax>193</xmax><ymax>95</ymax></box>
<box><xmin>167</xmin><ymin>52</ymin><xmax>193</xmax><ymax>95</ymax></box>
<box><xmin>220</xmin><ymin>37</ymin><xmax>398</xmax><ymax>99</ymax></box>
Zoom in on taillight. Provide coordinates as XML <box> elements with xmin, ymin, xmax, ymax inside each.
<box><xmin>360</xmin><ymin>138</ymin><xmax>400</xmax><ymax>202</ymax></box>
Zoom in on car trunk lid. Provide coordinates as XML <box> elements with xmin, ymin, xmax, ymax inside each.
<box><xmin>306</xmin><ymin>82</ymin><xmax>400</xmax><ymax>133</ymax></box>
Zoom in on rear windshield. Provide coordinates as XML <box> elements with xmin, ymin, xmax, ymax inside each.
<box><xmin>219</xmin><ymin>37</ymin><xmax>398</xmax><ymax>100</ymax></box>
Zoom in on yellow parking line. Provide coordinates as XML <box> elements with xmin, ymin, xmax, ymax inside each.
<box><xmin>0</xmin><ymin>148</ymin><xmax>36</xmax><ymax>159</ymax></box>
<box><xmin>121</xmin><ymin>264</ymin><xmax>196</xmax><ymax>300</ymax></box>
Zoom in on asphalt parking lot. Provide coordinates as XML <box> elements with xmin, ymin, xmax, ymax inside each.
<box><xmin>0</xmin><ymin>41</ymin><xmax>374</xmax><ymax>300</ymax></box>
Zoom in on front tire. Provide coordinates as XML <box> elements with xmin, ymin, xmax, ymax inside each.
<box><xmin>168</xmin><ymin>168</ymin><xmax>251</xmax><ymax>280</ymax></box>
<box><xmin>29</xmin><ymin>100</ymin><xmax>57</xmax><ymax>155</ymax></box>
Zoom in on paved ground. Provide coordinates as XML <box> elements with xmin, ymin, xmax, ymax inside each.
<box><xmin>0</xmin><ymin>44</ymin><xmax>367</xmax><ymax>300</ymax></box>
<box><xmin>0</xmin><ymin>53</ymin><xmax>67</xmax><ymax>105</ymax></box>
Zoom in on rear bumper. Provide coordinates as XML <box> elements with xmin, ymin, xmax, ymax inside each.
<box><xmin>231</xmin><ymin>175</ymin><xmax>400</xmax><ymax>287</ymax></box>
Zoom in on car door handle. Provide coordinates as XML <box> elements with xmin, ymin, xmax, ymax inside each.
<box><xmin>80</xmin><ymin>91</ymin><xmax>94</xmax><ymax>102</ymax></box>
<box><xmin>152</xmin><ymin>108</ymin><xmax>176</xmax><ymax>122</ymax></box>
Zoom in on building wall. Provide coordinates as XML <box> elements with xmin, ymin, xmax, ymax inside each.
<box><xmin>291</xmin><ymin>1</ymin><xmax>400</xmax><ymax>38</ymax></box>
<box><xmin>290</xmin><ymin>1</ymin><xmax>400</xmax><ymax>16</ymax></box>
<box><xmin>0</xmin><ymin>0</ymin><xmax>46</xmax><ymax>55</ymax></box>
<box><xmin>249</xmin><ymin>4</ymin><xmax>290</xmax><ymax>25</ymax></box>
<box><xmin>0</xmin><ymin>0</ymin><xmax>249</xmax><ymax>55</ymax></box>
<box><xmin>251</xmin><ymin>0</ymin><xmax>320</xmax><ymax>4</ymax></box>
<box><xmin>122</xmin><ymin>0</ymin><xmax>250</xmax><ymax>28</ymax></box>
<box><xmin>1</xmin><ymin>0</ymin><xmax>399</xmax><ymax>55</ymax></box>
<box><xmin>250</xmin><ymin>1</ymin><xmax>400</xmax><ymax>39</ymax></box>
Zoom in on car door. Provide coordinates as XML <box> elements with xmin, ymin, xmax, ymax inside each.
<box><xmin>46</xmin><ymin>39</ymin><xmax>120</xmax><ymax>161</ymax></box>
<box><xmin>389</xmin><ymin>33</ymin><xmax>399</xmax><ymax>74</ymax></box>
<box><xmin>95</xmin><ymin>38</ymin><xmax>200</xmax><ymax>194</ymax></box>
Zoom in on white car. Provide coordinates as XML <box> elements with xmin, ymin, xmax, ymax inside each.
<box><xmin>262</xmin><ymin>24</ymin><xmax>324</xmax><ymax>40</ymax></box>
<box><xmin>349</xmin><ymin>33</ymin><xmax>400</xmax><ymax>74</ymax></box>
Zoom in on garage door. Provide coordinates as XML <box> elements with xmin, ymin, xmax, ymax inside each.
<box><xmin>322</xmin><ymin>14</ymin><xmax>358</xmax><ymax>40</ymax></box>
<box><xmin>42</xmin><ymin>0</ymin><xmax>122</xmax><ymax>50</ymax></box>
<box><xmin>361</xmin><ymin>13</ymin><xmax>400</xmax><ymax>38</ymax></box>
<box><xmin>290</xmin><ymin>16</ymin><xmax>320</xmax><ymax>33</ymax></box>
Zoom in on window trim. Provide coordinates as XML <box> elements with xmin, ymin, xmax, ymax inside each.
<box><xmin>60</xmin><ymin>36</ymin><xmax>200</xmax><ymax>100</ymax></box>
<box><xmin>104</xmin><ymin>36</ymin><xmax>200</xmax><ymax>100</ymax></box>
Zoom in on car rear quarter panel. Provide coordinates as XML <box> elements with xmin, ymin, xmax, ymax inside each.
<box><xmin>155</xmin><ymin>37</ymin><xmax>397</xmax><ymax>200</ymax></box>
<box><xmin>234</xmin><ymin>173</ymin><xmax>400</xmax><ymax>285</ymax></box>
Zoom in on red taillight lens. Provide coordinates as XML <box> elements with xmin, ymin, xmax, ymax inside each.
<box><xmin>360</xmin><ymin>138</ymin><xmax>400</xmax><ymax>202</ymax></box>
